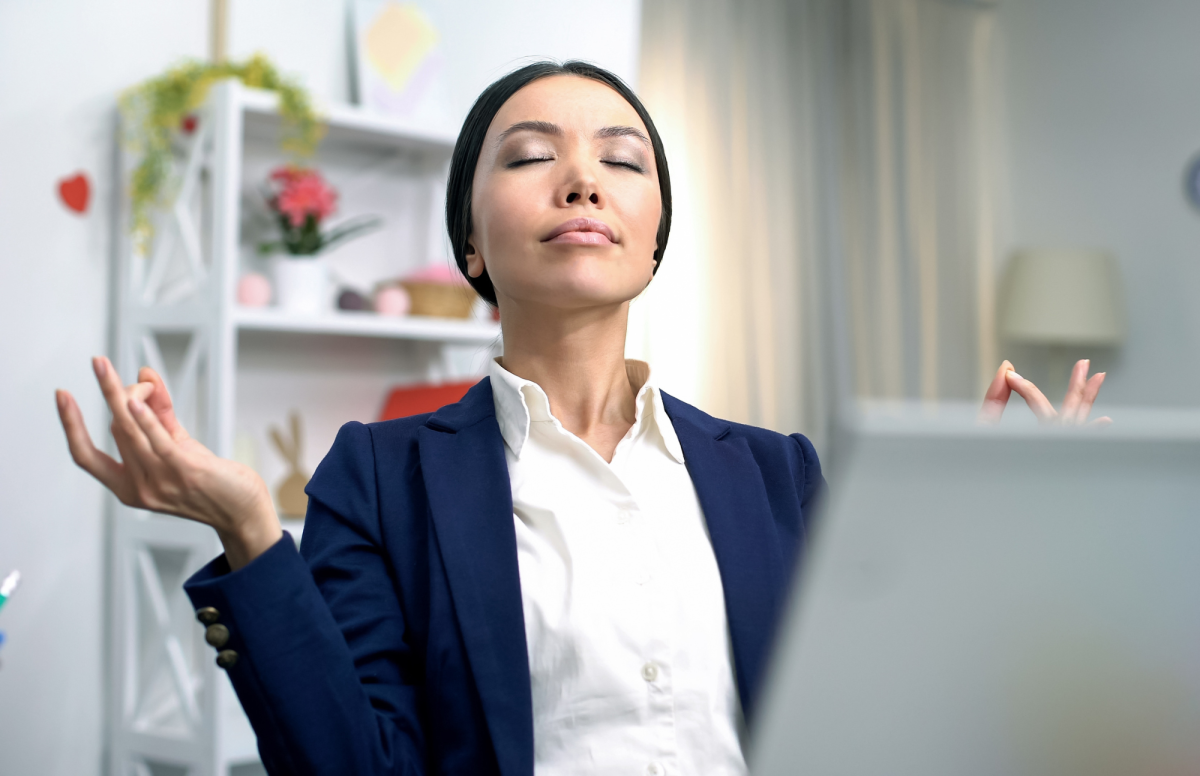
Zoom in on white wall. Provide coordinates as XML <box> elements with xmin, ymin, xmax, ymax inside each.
<box><xmin>997</xmin><ymin>0</ymin><xmax>1200</xmax><ymax>406</ymax></box>
<box><xmin>0</xmin><ymin>5</ymin><xmax>210</xmax><ymax>774</ymax></box>
<box><xmin>0</xmin><ymin>2</ymin><xmax>640</xmax><ymax>773</ymax></box>
<box><xmin>228</xmin><ymin>0</ymin><xmax>643</xmax><ymax>123</ymax></box>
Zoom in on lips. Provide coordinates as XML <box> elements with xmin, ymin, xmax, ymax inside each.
<box><xmin>542</xmin><ymin>217</ymin><xmax>617</xmax><ymax>244</ymax></box>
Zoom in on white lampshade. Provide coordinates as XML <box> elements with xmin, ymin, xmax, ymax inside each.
<box><xmin>999</xmin><ymin>248</ymin><xmax>1125</xmax><ymax>346</ymax></box>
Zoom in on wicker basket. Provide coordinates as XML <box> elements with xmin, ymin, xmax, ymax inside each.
<box><xmin>398</xmin><ymin>281</ymin><xmax>477</xmax><ymax>319</ymax></box>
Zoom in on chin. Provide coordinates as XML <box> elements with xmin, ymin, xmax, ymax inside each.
<box><xmin>498</xmin><ymin>253</ymin><xmax>645</xmax><ymax>308</ymax></box>
<box><xmin>514</xmin><ymin>274</ymin><xmax>645</xmax><ymax>310</ymax></box>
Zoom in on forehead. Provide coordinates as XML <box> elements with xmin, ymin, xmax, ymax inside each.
<box><xmin>488</xmin><ymin>75</ymin><xmax>648</xmax><ymax>139</ymax></box>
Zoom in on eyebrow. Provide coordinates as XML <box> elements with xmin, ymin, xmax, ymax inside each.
<box><xmin>595</xmin><ymin>125</ymin><xmax>651</xmax><ymax>146</ymax></box>
<box><xmin>495</xmin><ymin>120</ymin><xmax>561</xmax><ymax>145</ymax></box>
<box><xmin>494</xmin><ymin>121</ymin><xmax>651</xmax><ymax>147</ymax></box>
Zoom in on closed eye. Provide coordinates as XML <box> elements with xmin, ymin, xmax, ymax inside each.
<box><xmin>506</xmin><ymin>156</ymin><xmax>554</xmax><ymax>168</ymax></box>
<box><xmin>604</xmin><ymin>159</ymin><xmax>647</xmax><ymax>173</ymax></box>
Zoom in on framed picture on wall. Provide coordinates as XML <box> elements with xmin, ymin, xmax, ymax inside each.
<box><xmin>351</xmin><ymin>0</ymin><xmax>453</xmax><ymax>132</ymax></box>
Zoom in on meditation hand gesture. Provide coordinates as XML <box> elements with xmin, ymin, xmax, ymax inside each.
<box><xmin>56</xmin><ymin>357</ymin><xmax>282</xmax><ymax>569</ymax></box>
<box><xmin>979</xmin><ymin>358</ymin><xmax>1113</xmax><ymax>426</ymax></box>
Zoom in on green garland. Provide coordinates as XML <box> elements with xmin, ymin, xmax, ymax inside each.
<box><xmin>120</xmin><ymin>54</ymin><xmax>324</xmax><ymax>251</ymax></box>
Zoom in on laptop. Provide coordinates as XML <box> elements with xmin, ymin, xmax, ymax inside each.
<box><xmin>750</xmin><ymin>405</ymin><xmax>1200</xmax><ymax>776</ymax></box>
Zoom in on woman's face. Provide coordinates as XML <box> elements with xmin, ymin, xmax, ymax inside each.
<box><xmin>467</xmin><ymin>75</ymin><xmax>662</xmax><ymax>312</ymax></box>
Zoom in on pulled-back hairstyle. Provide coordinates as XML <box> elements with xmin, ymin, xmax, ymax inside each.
<box><xmin>445</xmin><ymin>60</ymin><xmax>673</xmax><ymax>305</ymax></box>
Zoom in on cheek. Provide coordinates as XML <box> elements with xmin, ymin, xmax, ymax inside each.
<box><xmin>617</xmin><ymin>180</ymin><xmax>662</xmax><ymax>258</ymax></box>
<box><xmin>472</xmin><ymin>175</ymin><xmax>533</xmax><ymax>257</ymax></box>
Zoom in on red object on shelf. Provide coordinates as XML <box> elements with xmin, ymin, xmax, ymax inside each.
<box><xmin>379</xmin><ymin>380</ymin><xmax>478</xmax><ymax>421</ymax></box>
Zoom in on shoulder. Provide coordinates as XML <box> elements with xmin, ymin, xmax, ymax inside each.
<box><xmin>364</xmin><ymin>413</ymin><xmax>436</xmax><ymax>446</ymax></box>
<box><xmin>311</xmin><ymin>414</ymin><xmax>432</xmax><ymax>469</ymax></box>
<box><xmin>721</xmin><ymin>420</ymin><xmax>823</xmax><ymax>502</ymax></box>
<box><xmin>306</xmin><ymin>415</ymin><xmax>432</xmax><ymax>510</ymax></box>
<box><xmin>660</xmin><ymin>391</ymin><xmax>824</xmax><ymax>502</ymax></box>
<box><xmin>312</xmin><ymin>376</ymin><xmax>498</xmax><ymax>486</ymax></box>
<box><xmin>661</xmin><ymin>390</ymin><xmax>817</xmax><ymax>455</ymax></box>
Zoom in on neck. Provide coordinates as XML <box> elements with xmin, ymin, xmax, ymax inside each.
<box><xmin>496</xmin><ymin>298</ymin><xmax>637</xmax><ymax>441</ymax></box>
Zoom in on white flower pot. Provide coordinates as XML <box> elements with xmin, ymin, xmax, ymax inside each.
<box><xmin>271</xmin><ymin>256</ymin><xmax>331</xmax><ymax>315</ymax></box>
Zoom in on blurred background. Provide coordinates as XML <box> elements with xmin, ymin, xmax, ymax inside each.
<box><xmin>2</xmin><ymin>0</ymin><xmax>1199</xmax><ymax>773</ymax></box>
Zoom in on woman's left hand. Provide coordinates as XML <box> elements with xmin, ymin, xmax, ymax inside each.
<box><xmin>979</xmin><ymin>359</ymin><xmax>1113</xmax><ymax>426</ymax></box>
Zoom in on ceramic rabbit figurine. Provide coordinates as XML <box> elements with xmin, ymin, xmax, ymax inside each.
<box><xmin>269</xmin><ymin>411</ymin><xmax>310</xmax><ymax>518</ymax></box>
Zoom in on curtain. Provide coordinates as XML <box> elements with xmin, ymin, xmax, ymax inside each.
<box><xmin>631</xmin><ymin>0</ymin><xmax>835</xmax><ymax>449</ymax></box>
<box><xmin>839</xmin><ymin>0</ymin><xmax>1003</xmax><ymax>401</ymax></box>
<box><xmin>633</xmin><ymin>0</ymin><xmax>1003</xmax><ymax>454</ymax></box>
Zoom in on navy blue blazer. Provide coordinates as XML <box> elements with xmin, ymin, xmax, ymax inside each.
<box><xmin>184</xmin><ymin>376</ymin><xmax>825</xmax><ymax>775</ymax></box>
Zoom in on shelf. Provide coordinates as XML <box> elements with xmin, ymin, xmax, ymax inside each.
<box><xmin>110</xmin><ymin>79</ymin><xmax>492</xmax><ymax>776</ymax></box>
<box><xmin>239</xmin><ymin>86</ymin><xmax>458</xmax><ymax>157</ymax></box>
<box><xmin>234</xmin><ymin>307</ymin><xmax>501</xmax><ymax>344</ymax></box>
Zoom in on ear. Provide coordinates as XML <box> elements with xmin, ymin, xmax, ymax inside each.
<box><xmin>465</xmin><ymin>239</ymin><xmax>486</xmax><ymax>279</ymax></box>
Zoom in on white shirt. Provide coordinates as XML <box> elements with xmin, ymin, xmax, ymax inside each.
<box><xmin>488</xmin><ymin>357</ymin><xmax>748</xmax><ymax>776</ymax></box>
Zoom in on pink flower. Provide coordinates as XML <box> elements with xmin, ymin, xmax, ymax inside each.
<box><xmin>270</xmin><ymin>166</ymin><xmax>337</xmax><ymax>227</ymax></box>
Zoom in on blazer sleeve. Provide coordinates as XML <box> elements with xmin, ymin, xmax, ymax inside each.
<box><xmin>184</xmin><ymin>421</ymin><xmax>425</xmax><ymax>776</ymax></box>
<box><xmin>788</xmin><ymin>432</ymin><xmax>827</xmax><ymax>515</ymax></box>
<box><xmin>782</xmin><ymin>432</ymin><xmax>827</xmax><ymax>579</ymax></box>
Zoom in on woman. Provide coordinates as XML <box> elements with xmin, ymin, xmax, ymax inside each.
<box><xmin>56</xmin><ymin>61</ymin><xmax>1107</xmax><ymax>775</ymax></box>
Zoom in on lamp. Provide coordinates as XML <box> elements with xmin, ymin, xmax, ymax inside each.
<box><xmin>999</xmin><ymin>248</ymin><xmax>1125</xmax><ymax>396</ymax></box>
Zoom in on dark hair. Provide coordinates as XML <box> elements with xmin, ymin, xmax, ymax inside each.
<box><xmin>445</xmin><ymin>60</ymin><xmax>673</xmax><ymax>306</ymax></box>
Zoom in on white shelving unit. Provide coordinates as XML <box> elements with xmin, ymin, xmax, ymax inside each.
<box><xmin>109</xmin><ymin>80</ymin><xmax>493</xmax><ymax>776</ymax></box>
<box><xmin>234</xmin><ymin>306</ymin><xmax>499</xmax><ymax>342</ymax></box>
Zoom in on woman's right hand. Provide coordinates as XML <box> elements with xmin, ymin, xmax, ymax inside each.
<box><xmin>56</xmin><ymin>356</ymin><xmax>282</xmax><ymax>570</ymax></box>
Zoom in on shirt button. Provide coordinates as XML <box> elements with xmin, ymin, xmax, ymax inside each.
<box><xmin>647</xmin><ymin>762</ymin><xmax>664</xmax><ymax>776</ymax></box>
<box><xmin>616</xmin><ymin>508</ymin><xmax>632</xmax><ymax>525</ymax></box>
<box><xmin>641</xmin><ymin>661</ymin><xmax>659</xmax><ymax>682</ymax></box>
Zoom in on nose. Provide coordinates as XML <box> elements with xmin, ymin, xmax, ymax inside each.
<box><xmin>566</xmin><ymin>191</ymin><xmax>600</xmax><ymax>205</ymax></box>
<box><xmin>557</xmin><ymin>159</ymin><xmax>604</xmax><ymax>208</ymax></box>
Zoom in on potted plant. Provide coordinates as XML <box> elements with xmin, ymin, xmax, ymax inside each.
<box><xmin>258</xmin><ymin>166</ymin><xmax>381</xmax><ymax>314</ymax></box>
<box><xmin>120</xmin><ymin>54</ymin><xmax>322</xmax><ymax>252</ymax></box>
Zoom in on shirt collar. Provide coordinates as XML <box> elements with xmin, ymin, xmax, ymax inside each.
<box><xmin>488</xmin><ymin>357</ymin><xmax>685</xmax><ymax>464</ymax></box>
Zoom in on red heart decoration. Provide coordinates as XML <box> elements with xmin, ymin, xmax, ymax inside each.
<box><xmin>58</xmin><ymin>173</ymin><xmax>90</xmax><ymax>215</ymax></box>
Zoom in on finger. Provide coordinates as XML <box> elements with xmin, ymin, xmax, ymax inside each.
<box><xmin>979</xmin><ymin>360</ymin><xmax>1014</xmax><ymax>424</ymax></box>
<box><xmin>93</xmin><ymin>356</ymin><xmax>143</xmax><ymax>444</ymax></box>
<box><xmin>1005</xmin><ymin>370</ymin><xmax>1058</xmax><ymax>424</ymax></box>
<box><xmin>136</xmin><ymin>367</ymin><xmax>188</xmax><ymax>440</ymax></box>
<box><xmin>1074</xmin><ymin>372</ymin><xmax>1106</xmax><ymax>424</ymax></box>
<box><xmin>128</xmin><ymin>395</ymin><xmax>183</xmax><ymax>463</ymax></box>
<box><xmin>1060</xmin><ymin>359</ymin><xmax>1090</xmax><ymax>423</ymax></box>
<box><xmin>1088</xmin><ymin>416</ymin><xmax>1113</xmax><ymax>428</ymax></box>
<box><xmin>127</xmin><ymin>381</ymin><xmax>155</xmax><ymax>404</ymax></box>
<box><xmin>93</xmin><ymin>357</ymin><xmax>158</xmax><ymax>472</ymax></box>
<box><xmin>56</xmin><ymin>389</ymin><xmax>130</xmax><ymax>497</ymax></box>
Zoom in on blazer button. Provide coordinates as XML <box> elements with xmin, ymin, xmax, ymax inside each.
<box><xmin>196</xmin><ymin>607</ymin><xmax>220</xmax><ymax>625</ymax></box>
<box><xmin>215</xmin><ymin>650</ymin><xmax>239</xmax><ymax>670</ymax></box>
<box><xmin>205</xmin><ymin>623</ymin><xmax>230</xmax><ymax>649</ymax></box>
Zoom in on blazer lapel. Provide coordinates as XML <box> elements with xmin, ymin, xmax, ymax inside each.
<box><xmin>661</xmin><ymin>391</ymin><xmax>787</xmax><ymax>722</ymax></box>
<box><xmin>418</xmin><ymin>378</ymin><xmax>533</xmax><ymax>776</ymax></box>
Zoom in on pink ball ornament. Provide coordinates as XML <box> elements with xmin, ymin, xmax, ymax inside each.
<box><xmin>237</xmin><ymin>273</ymin><xmax>272</xmax><ymax>307</ymax></box>
<box><xmin>374</xmin><ymin>286</ymin><xmax>411</xmax><ymax>317</ymax></box>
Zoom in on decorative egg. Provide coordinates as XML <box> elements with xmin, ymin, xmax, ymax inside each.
<box><xmin>374</xmin><ymin>286</ymin><xmax>411</xmax><ymax>316</ymax></box>
<box><xmin>237</xmin><ymin>273</ymin><xmax>272</xmax><ymax>307</ymax></box>
<box><xmin>337</xmin><ymin>289</ymin><xmax>368</xmax><ymax>311</ymax></box>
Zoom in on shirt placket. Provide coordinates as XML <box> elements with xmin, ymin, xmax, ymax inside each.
<box><xmin>609</xmin><ymin>453</ymin><xmax>681</xmax><ymax>776</ymax></box>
